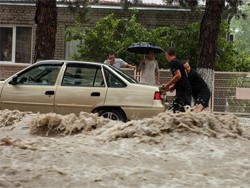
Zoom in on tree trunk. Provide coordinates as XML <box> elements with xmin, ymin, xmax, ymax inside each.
<box><xmin>197</xmin><ymin>0</ymin><xmax>225</xmax><ymax>90</ymax></box>
<box><xmin>34</xmin><ymin>0</ymin><xmax>57</xmax><ymax>62</ymax></box>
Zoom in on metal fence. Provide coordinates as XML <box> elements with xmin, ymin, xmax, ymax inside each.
<box><xmin>212</xmin><ymin>72</ymin><xmax>250</xmax><ymax>115</ymax></box>
<box><xmin>123</xmin><ymin>68</ymin><xmax>250</xmax><ymax>116</ymax></box>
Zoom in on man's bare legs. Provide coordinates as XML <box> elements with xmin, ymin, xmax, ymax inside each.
<box><xmin>194</xmin><ymin>104</ymin><xmax>209</xmax><ymax>112</ymax></box>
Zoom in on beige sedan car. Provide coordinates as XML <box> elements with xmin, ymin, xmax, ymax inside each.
<box><xmin>0</xmin><ymin>60</ymin><xmax>166</xmax><ymax>122</ymax></box>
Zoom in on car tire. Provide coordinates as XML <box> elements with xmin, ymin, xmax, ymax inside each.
<box><xmin>98</xmin><ymin>108</ymin><xmax>127</xmax><ymax>122</ymax></box>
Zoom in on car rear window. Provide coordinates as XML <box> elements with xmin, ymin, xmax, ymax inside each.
<box><xmin>103</xmin><ymin>67</ymin><xmax>127</xmax><ymax>88</ymax></box>
<box><xmin>108</xmin><ymin>65</ymin><xmax>138</xmax><ymax>84</ymax></box>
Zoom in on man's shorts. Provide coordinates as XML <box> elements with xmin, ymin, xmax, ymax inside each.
<box><xmin>193</xmin><ymin>87</ymin><xmax>211</xmax><ymax>108</ymax></box>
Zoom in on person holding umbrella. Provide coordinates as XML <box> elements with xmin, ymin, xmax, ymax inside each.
<box><xmin>127</xmin><ymin>42</ymin><xmax>164</xmax><ymax>85</ymax></box>
<box><xmin>104</xmin><ymin>52</ymin><xmax>134</xmax><ymax>69</ymax></box>
<box><xmin>162</xmin><ymin>47</ymin><xmax>192</xmax><ymax>113</ymax></box>
<box><xmin>137</xmin><ymin>50</ymin><xmax>160</xmax><ymax>85</ymax></box>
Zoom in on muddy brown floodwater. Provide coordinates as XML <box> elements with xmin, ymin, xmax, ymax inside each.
<box><xmin>0</xmin><ymin>109</ymin><xmax>250</xmax><ymax>188</ymax></box>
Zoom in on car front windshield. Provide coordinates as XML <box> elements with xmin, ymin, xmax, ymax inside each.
<box><xmin>108</xmin><ymin>65</ymin><xmax>138</xmax><ymax>83</ymax></box>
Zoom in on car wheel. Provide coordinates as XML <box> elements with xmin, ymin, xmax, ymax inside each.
<box><xmin>98</xmin><ymin>108</ymin><xmax>127</xmax><ymax>122</ymax></box>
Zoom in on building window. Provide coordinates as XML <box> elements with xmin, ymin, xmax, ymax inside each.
<box><xmin>65</xmin><ymin>39</ymin><xmax>82</xmax><ymax>60</ymax></box>
<box><xmin>0</xmin><ymin>26</ymin><xmax>32</xmax><ymax>63</ymax></box>
<box><xmin>65</xmin><ymin>26</ymin><xmax>84</xmax><ymax>60</ymax></box>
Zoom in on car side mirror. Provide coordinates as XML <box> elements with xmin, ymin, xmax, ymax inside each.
<box><xmin>9</xmin><ymin>76</ymin><xmax>18</xmax><ymax>85</ymax></box>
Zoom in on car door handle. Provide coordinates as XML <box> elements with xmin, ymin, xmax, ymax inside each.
<box><xmin>91</xmin><ymin>92</ymin><xmax>100</xmax><ymax>97</ymax></box>
<box><xmin>45</xmin><ymin>91</ymin><xmax>55</xmax><ymax>95</ymax></box>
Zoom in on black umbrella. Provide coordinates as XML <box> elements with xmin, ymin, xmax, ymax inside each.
<box><xmin>127</xmin><ymin>42</ymin><xmax>164</xmax><ymax>54</ymax></box>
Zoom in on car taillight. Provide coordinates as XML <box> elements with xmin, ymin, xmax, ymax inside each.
<box><xmin>154</xmin><ymin>91</ymin><xmax>162</xmax><ymax>100</ymax></box>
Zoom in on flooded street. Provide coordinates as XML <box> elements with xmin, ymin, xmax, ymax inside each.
<box><xmin>0</xmin><ymin>109</ymin><xmax>250</xmax><ymax>188</ymax></box>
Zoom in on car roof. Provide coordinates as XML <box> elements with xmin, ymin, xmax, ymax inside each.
<box><xmin>35</xmin><ymin>60</ymin><xmax>105</xmax><ymax>67</ymax></box>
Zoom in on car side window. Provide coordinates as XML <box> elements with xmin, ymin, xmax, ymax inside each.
<box><xmin>16</xmin><ymin>64</ymin><xmax>61</xmax><ymax>85</ymax></box>
<box><xmin>103</xmin><ymin>68</ymin><xmax>126</xmax><ymax>88</ymax></box>
<box><xmin>62</xmin><ymin>63</ymin><xmax>104</xmax><ymax>87</ymax></box>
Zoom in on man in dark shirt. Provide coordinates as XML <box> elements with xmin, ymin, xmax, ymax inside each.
<box><xmin>163</xmin><ymin>47</ymin><xmax>192</xmax><ymax>113</ymax></box>
<box><xmin>183</xmin><ymin>60</ymin><xmax>211</xmax><ymax>111</ymax></box>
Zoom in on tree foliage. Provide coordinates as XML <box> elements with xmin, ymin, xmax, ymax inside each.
<box><xmin>163</xmin><ymin>0</ymin><xmax>247</xmax><ymax>71</ymax></box>
<box><xmin>62</xmin><ymin>0</ymin><xmax>90</xmax><ymax>22</ymax></box>
<box><xmin>226</xmin><ymin>2</ymin><xmax>250</xmax><ymax>71</ymax></box>
<box><xmin>216</xmin><ymin>20</ymin><xmax>250</xmax><ymax>72</ymax></box>
<box><xmin>65</xmin><ymin>13</ymin><xmax>250</xmax><ymax>71</ymax></box>
<box><xmin>231</xmin><ymin>3</ymin><xmax>250</xmax><ymax>53</ymax></box>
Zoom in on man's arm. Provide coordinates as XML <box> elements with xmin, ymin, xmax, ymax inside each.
<box><xmin>119</xmin><ymin>59</ymin><xmax>134</xmax><ymax>69</ymax></box>
<box><xmin>137</xmin><ymin>61</ymin><xmax>145</xmax><ymax>71</ymax></box>
<box><xmin>103</xmin><ymin>60</ymin><xmax>109</xmax><ymax>65</ymax></box>
<box><xmin>163</xmin><ymin>69</ymin><xmax>181</xmax><ymax>90</ymax></box>
<box><xmin>155</xmin><ymin>61</ymin><xmax>160</xmax><ymax>85</ymax></box>
<box><xmin>126</xmin><ymin>63</ymin><xmax>135</xmax><ymax>69</ymax></box>
<box><xmin>156</xmin><ymin>71</ymin><xmax>160</xmax><ymax>85</ymax></box>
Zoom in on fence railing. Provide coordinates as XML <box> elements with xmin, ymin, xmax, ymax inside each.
<box><xmin>122</xmin><ymin>68</ymin><xmax>250</xmax><ymax>115</ymax></box>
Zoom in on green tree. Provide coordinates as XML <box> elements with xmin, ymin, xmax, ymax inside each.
<box><xmin>66</xmin><ymin>14</ymin><xmax>126</xmax><ymax>62</ymax></box>
<box><xmin>65</xmin><ymin>13</ymin><xmax>228</xmax><ymax>69</ymax></box>
<box><xmin>65</xmin><ymin>1</ymin><xmax>249</xmax><ymax>72</ymax></box>
<box><xmin>231</xmin><ymin>2</ymin><xmax>250</xmax><ymax>54</ymax></box>
<box><xmin>163</xmin><ymin>0</ymin><xmax>247</xmax><ymax>88</ymax></box>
